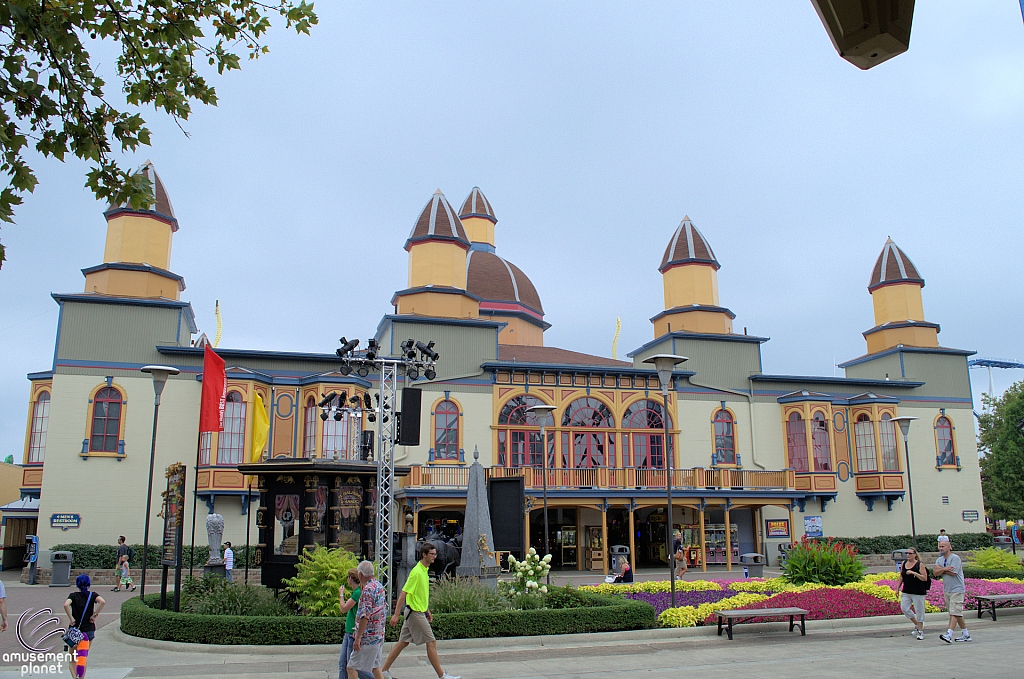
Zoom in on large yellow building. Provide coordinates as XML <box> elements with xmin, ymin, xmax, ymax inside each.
<box><xmin>17</xmin><ymin>166</ymin><xmax>984</xmax><ymax>572</ymax></box>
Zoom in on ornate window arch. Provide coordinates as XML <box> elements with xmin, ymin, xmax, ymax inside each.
<box><xmin>785</xmin><ymin>412</ymin><xmax>808</xmax><ymax>471</ymax></box>
<box><xmin>27</xmin><ymin>391</ymin><xmax>50</xmax><ymax>463</ymax></box>
<box><xmin>90</xmin><ymin>386</ymin><xmax>124</xmax><ymax>453</ymax></box>
<box><xmin>433</xmin><ymin>399</ymin><xmax>460</xmax><ymax>461</ymax></box>
<box><xmin>498</xmin><ymin>395</ymin><xmax>546</xmax><ymax>426</ymax></box>
<box><xmin>853</xmin><ymin>413</ymin><xmax>877</xmax><ymax>472</ymax></box>
<box><xmin>810</xmin><ymin>410</ymin><xmax>832</xmax><ymax>472</ymax></box>
<box><xmin>622</xmin><ymin>399</ymin><xmax>670</xmax><ymax>469</ymax></box>
<box><xmin>496</xmin><ymin>394</ymin><xmax>549</xmax><ymax>467</ymax></box>
<box><xmin>217</xmin><ymin>390</ymin><xmax>247</xmax><ymax>464</ymax></box>
<box><xmin>712</xmin><ymin>409</ymin><xmax>736</xmax><ymax>466</ymax></box>
<box><xmin>562</xmin><ymin>397</ymin><xmax>614</xmax><ymax>468</ymax></box>
<box><xmin>879</xmin><ymin>413</ymin><xmax>900</xmax><ymax>471</ymax></box>
<box><xmin>302</xmin><ymin>396</ymin><xmax>318</xmax><ymax>458</ymax></box>
<box><xmin>936</xmin><ymin>415</ymin><xmax>956</xmax><ymax>466</ymax></box>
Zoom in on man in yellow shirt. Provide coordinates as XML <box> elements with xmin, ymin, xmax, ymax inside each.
<box><xmin>381</xmin><ymin>543</ymin><xmax>460</xmax><ymax>679</ymax></box>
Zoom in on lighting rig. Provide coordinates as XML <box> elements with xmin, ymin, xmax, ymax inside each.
<box><xmin>334</xmin><ymin>336</ymin><xmax>440</xmax><ymax>602</ymax></box>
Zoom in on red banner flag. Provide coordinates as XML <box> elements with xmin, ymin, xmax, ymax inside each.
<box><xmin>199</xmin><ymin>345</ymin><xmax>227</xmax><ymax>432</ymax></box>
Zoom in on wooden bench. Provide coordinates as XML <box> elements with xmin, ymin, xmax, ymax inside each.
<box><xmin>716</xmin><ymin>607</ymin><xmax>808</xmax><ymax>640</ymax></box>
<box><xmin>975</xmin><ymin>594</ymin><xmax>1024</xmax><ymax>621</ymax></box>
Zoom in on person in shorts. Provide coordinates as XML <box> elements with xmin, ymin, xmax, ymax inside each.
<box><xmin>934</xmin><ymin>536</ymin><xmax>970</xmax><ymax>643</ymax></box>
<box><xmin>381</xmin><ymin>543</ymin><xmax>460</xmax><ymax>679</ymax></box>
<box><xmin>348</xmin><ymin>561</ymin><xmax>387</xmax><ymax>679</ymax></box>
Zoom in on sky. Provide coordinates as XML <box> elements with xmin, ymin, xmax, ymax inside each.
<box><xmin>2</xmin><ymin>2</ymin><xmax>1023</xmax><ymax>457</ymax></box>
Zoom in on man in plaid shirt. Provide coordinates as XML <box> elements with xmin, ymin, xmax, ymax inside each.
<box><xmin>348</xmin><ymin>560</ymin><xmax>388</xmax><ymax>679</ymax></box>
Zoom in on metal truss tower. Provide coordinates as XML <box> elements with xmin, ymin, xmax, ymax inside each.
<box><xmin>375</xmin><ymin>361</ymin><xmax>399</xmax><ymax>600</ymax></box>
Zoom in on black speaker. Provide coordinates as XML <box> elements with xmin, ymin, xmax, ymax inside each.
<box><xmin>398</xmin><ymin>388</ymin><xmax>421</xmax><ymax>446</ymax></box>
<box><xmin>488</xmin><ymin>476</ymin><xmax>525</xmax><ymax>557</ymax></box>
<box><xmin>360</xmin><ymin>430</ymin><xmax>374</xmax><ymax>460</ymax></box>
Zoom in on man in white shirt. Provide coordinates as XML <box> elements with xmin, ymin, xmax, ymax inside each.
<box><xmin>934</xmin><ymin>536</ymin><xmax>969</xmax><ymax>643</ymax></box>
<box><xmin>223</xmin><ymin>542</ymin><xmax>234</xmax><ymax>583</ymax></box>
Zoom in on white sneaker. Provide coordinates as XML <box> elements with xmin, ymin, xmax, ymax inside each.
<box><xmin>954</xmin><ymin>634</ymin><xmax>972</xmax><ymax>642</ymax></box>
<box><xmin>915</xmin><ymin>630</ymin><xmax>924</xmax><ymax>640</ymax></box>
<box><xmin>939</xmin><ymin>632</ymin><xmax>952</xmax><ymax>643</ymax></box>
<box><xmin>441</xmin><ymin>673</ymin><xmax>461</xmax><ymax>679</ymax></box>
<box><xmin>382</xmin><ymin>672</ymin><xmax>396</xmax><ymax>679</ymax></box>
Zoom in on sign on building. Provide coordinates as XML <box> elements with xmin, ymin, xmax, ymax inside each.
<box><xmin>161</xmin><ymin>463</ymin><xmax>187</xmax><ymax>566</ymax></box>
<box><xmin>766</xmin><ymin>519</ymin><xmax>791</xmax><ymax>539</ymax></box>
<box><xmin>961</xmin><ymin>510</ymin><xmax>980</xmax><ymax>523</ymax></box>
<box><xmin>50</xmin><ymin>513</ymin><xmax>81</xmax><ymax>531</ymax></box>
<box><xmin>804</xmin><ymin>515</ymin><xmax>823</xmax><ymax>538</ymax></box>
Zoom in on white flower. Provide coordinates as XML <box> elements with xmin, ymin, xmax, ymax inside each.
<box><xmin>543</xmin><ymin>554</ymin><xmax>552</xmax><ymax>563</ymax></box>
<box><xmin>528</xmin><ymin>581</ymin><xmax>538</xmax><ymax>589</ymax></box>
<box><xmin>539</xmin><ymin>586</ymin><xmax>548</xmax><ymax>594</ymax></box>
<box><xmin>529</xmin><ymin>547</ymin><xmax>537</xmax><ymax>556</ymax></box>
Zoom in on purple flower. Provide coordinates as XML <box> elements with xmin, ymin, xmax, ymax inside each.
<box><xmin>625</xmin><ymin>590</ymin><xmax>732</xmax><ymax>615</ymax></box>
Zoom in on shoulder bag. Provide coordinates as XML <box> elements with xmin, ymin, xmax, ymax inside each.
<box><xmin>62</xmin><ymin>591</ymin><xmax>94</xmax><ymax>649</ymax></box>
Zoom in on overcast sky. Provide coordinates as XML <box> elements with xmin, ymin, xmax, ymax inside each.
<box><xmin>2</xmin><ymin>2</ymin><xmax>1023</xmax><ymax>457</ymax></box>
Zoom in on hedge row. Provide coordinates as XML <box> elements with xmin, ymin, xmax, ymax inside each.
<box><xmin>963</xmin><ymin>567</ymin><xmax>1024</xmax><ymax>580</ymax></box>
<box><xmin>120</xmin><ymin>592</ymin><xmax>656</xmax><ymax>644</ymax></box>
<box><xmin>827</xmin><ymin>533</ymin><xmax>994</xmax><ymax>555</ymax></box>
<box><xmin>52</xmin><ymin>544</ymin><xmax>255</xmax><ymax>570</ymax></box>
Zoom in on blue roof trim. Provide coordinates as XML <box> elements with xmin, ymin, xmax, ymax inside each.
<box><xmin>103</xmin><ymin>206</ymin><xmax>179</xmax><ymax>231</ymax></box>
<box><xmin>399</xmin><ymin>488</ymin><xmax>808</xmax><ymax>500</ymax></box>
<box><xmin>649</xmin><ymin>305</ymin><xmax>736</xmax><ymax>323</ymax></box>
<box><xmin>482</xmin><ymin>360</ymin><xmax>696</xmax><ymax>377</ymax></box>
<box><xmin>157</xmin><ymin>345</ymin><xmax>342</xmax><ymax>362</ymax></box>
<box><xmin>403</xmin><ymin>234</ymin><xmax>471</xmax><ymax>250</ymax></box>
<box><xmin>375</xmin><ymin>314</ymin><xmax>506</xmax><ymax>340</ymax></box>
<box><xmin>477</xmin><ymin>307</ymin><xmax>552</xmax><ymax>330</ymax></box>
<box><xmin>862</xmin><ymin>320</ymin><xmax>940</xmax><ymax>337</ymax></box>
<box><xmin>468</xmin><ymin>242</ymin><xmax>496</xmax><ymax>253</ymax></box>
<box><xmin>838</xmin><ymin>345</ymin><xmax>976</xmax><ymax>369</ymax></box>
<box><xmin>52</xmin><ymin>293</ymin><xmax>196</xmax><ymax>334</ymax></box>
<box><xmin>81</xmin><ymin>262</ymin><xmax>186</xmax><ymax>291</ymax></box>
<box><xmin>628</xmin><ymin>331</ymin><xmax>768</xmax><ymax>358</ymax></box>
<box><xmin>461</xmin><ymin>213</ymin><xmax>497</xmax><ymax>224</ymax></box>
<box><xmin>750</xmin><ymin>374</ymin><xmax>924</xmax><ymax>388</ymax></box>
<box><xmin>27</xmin><ymin>371</ymin><xmax>53</xmax><ymax>381</ymax></box>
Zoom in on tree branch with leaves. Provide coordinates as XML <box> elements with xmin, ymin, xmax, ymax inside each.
<box><xmin>0</xmin><ymin>0</ymin><xmax>318</xmax><ymax>268</ymax></box>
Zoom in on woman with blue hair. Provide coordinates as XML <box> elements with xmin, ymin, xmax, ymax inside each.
<box><xmin>63</xmin><ymin>574</ymin><xmax>106</xmax><ymax>678</ymax></box>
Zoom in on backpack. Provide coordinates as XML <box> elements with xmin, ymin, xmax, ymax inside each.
<box><xmin>127</xmin><ymin>546</ymin><xmax>135</xmax><ymax>562</ymax></box>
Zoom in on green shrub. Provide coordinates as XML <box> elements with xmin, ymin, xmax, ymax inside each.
<box><xmin>282</xmin><ymin>546</ymin><xmax>358</xmax><ymax>616</ymax></box>
<box><xmin>963</xmin><ymin>567</ymin><xmax>1024</xmax><ymax>580</ymax></box>
<box><xmin>824</xmin><ymin>533</ymin><xmax>993</xmax><ymax>555</ymax></box>
<box><xmin>52</xmin><ymin>543</ymin><xmax>256</xmax><ymax>570</ymax></box>
<box><xmin>783</xmin><ymin>537</ymin><xmax>864</xmax><ymax>586</ymax></box>
<box><xmin>121</xmin><ymin>589</ymin><xmax>655</xmax><ymax>644</ymax></box>
<box><xmin>429</xmin><ymin>576</ymin><xmax>509</xmax><ymax>614</ymax></box>
<box><xmin>968</xmin><ymin>547</ymin><xmax>1023</xmax><ymax>570</ymax></box>
<box><xmin>180</xmin><ymin>575</ymin><xmax>293</xmax><ymax>616</ymax></box>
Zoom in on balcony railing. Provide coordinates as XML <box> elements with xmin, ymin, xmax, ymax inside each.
<box><xmin>404</xmin><ymin>465</ymin><xmax>795</xmax><ymax>492</ymax></box>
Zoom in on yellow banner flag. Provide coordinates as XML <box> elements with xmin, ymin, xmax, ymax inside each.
<box><xmin>251</xmin><ymin>391</ymin><xmax>270</xmax><ymax>463</ymax></box>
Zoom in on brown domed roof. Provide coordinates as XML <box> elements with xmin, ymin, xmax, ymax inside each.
<box><xmin>459</xmin><ymin>187</ymin><xmax>496</xmax><ymax>223</ymax></box>
<box><xmin>869</xmin><ymin>238</ymin><xmax>924</xmax><ymax>291</ymax></box>
<box><xmin>659</xmin><ymin>216</ymin><xmax>719</xmax><ymax>272</ymax></box>
<box><xmin>105</xmin><ymin>161</ymin><xmax>177</xmax><ymax>230</ymax></box>
<box><xmin>405</xmin><ymin>190</ymin><xmax>469</xmax><ymax>249</ymax></box>
<box><xmin>466</xmin><ymin>250</ymin><xmax>543</xmax><ymax>313</ymax></box>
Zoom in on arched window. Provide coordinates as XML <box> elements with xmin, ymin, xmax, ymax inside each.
<box><xmin>27</xmin><ymin>391</ymin><xmax>50</xmax><ymax>463</ymax></box>
<box><xmin>879</xmin><ymin>413</ymin><xmax>900</xmax><ymax>471</ymax></box>
<box><xmin>434</xmin><ymin>400</ymin><xmax>460</xmax><ymax>461</ymax></box>
<box><xmin>302</xmin><ymin>397</ymin><xmax>317</xmax><ymax>458</ymax></box>
<box><xmin>562</xmin><ymin>397</ymin><xmax>614</xmax><ymax>468</ymax></box>
<box><xmin>785</xmin><ymin>412</ymin><xmax>808</xmax><ymax>471</ymax></box>
<box><xmin>90</xmin><ymin>387</ymin><xmax>123</xmax><ymax>452</ymax></box>
<box><xmin>496</xmin><ymin>395</ymin><xmax>548</xmax><ymax>467</ymax></box>
<box><xmin>936</xmin><ymin>416</ymin><xmax>956</xmax><ymax>466</ymax></box>
<box><xmin>854</xmin><ymin>413</ymin><xmax>877</xmax><ymax>472</ymax></box>
<box><xmin>810</xmin><ymin>411</ymin><xmax>832</xmax><ymax>472</ymax></box>
<box><xmin>217</xmin><ymin>391</ymin><xmax>246</xmax><ymax>464</ymax></box>
<box><xmin>622</xmin><ymin>399</ymin><xmax>670</xmax><ymax>469</ymax></box>
<box><xmin>713</xmin><ymin>409</ymin><xmax>736</xmax><ymax>465</ymax></box>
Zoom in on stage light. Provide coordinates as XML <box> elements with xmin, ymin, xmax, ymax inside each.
<box><xmin>367</xmin><ymin>412</ymin><xmax>376</xmax><ymax>423</ymax></box>
<box><xmin>383</xmin><ymin>414</ymin><xmax>390</xmax><ymax>424</ymax></box>
<box><xmin>338</xmin><ymin>391</ymin><xmax>347</xmax><ymax>406</ymax></box>
<box><xmin>318</xmin><ymin>392</ymin><xmax>338</xmax><ymax>409</ymax></box>
<box><xmin>366</xmin><ymin>339</ymin><xmax>378</xmax><ymax>361</ymax></box>
<box><xmin>334</xmin><ymin>409</ymin><xmax>344</xmax><ymax>421</ymax></box>
<box><xmin>337</xmin><ymin>337</ymin><xmax>359</xmax><ymax>356</ymax></box>
<box><xmin>400</xmin><ymin>339</ymin><xmax>416</xmax><ymax>360</ymax></box>
<box><xmin>357</xmin><ymin>365</ymin><xmax>369</xmax><ymax>377</ymax></box>
<box><xmin>407</xmin><ymin>367</ymin><xmax>419</xmax><ymax>380</ymax></box>
<box><xmin>424</xmin><ymin>368</ymin><xmax>436</xmax><ymax>380</ymax></box>
<box><xmin>416</xmin><ymin>340</ymin><xmax>439</xmax><ymax>361</ymax></box>
<box><xmin>320</xmin><ymin>411</ymin><xmax>329</xmax><ymax>421</ymax></box>
<box><xmin>350</xmin><ymin>395</ymin><xmax>361</xmax><ymax>406</ymax></box>
<box><xmin>363</xmin><ymin>393</ymin><xmax>372</xmax><ymax>409</ymax></box>
<box><xmin>339</xmin><ymin>363</ymin><xmax>352</xmax><ymax>376</ymax></box>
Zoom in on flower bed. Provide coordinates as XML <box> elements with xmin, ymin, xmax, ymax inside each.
<box><xmin>717</xmin><ymin>588</ymin><xmax>900</xmax><ymax>624</ymax></box>
<box><xmin>625</xmin><ymin>589</ymin><xmax>734</xmax><ymax>615</ymax></box>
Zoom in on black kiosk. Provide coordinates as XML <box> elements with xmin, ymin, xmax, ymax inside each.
<box><xmin>238</xmin><ymin>458</ymin><xmax>410</xmax><ymax>589</ymax></box>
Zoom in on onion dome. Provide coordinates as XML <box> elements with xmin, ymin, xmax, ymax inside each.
<box><xmin>105</xmin><ymin>161</ymin><xmax>177</xmax><ymax>230</ymax></box>
<box><xmin>459</xmin><ymin>187</ymin><xmax>497</xmax><ymax>223</ymax></box>
<box><xmin>467</xmin><ymin>250</ymin><xmax>544</xmax><ymax>315</ymax></box>
<box><xmin>659</xmin><ymin>216</ymin><xmax>719</xmax><ymax>272</ymax></box>
<box><xmin>869</xmin><ymin>238</ymin><xmax>924</xmax><ymax>291</ymax></box>
<box><xmin>405</xmin><ymin>189</ymin><xmax>470</xmax><ymax>250</ymax></box>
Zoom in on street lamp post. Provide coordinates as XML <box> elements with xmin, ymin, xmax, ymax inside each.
<box><xmin>891</xmin><ymin>416</ymin><xmax>919</xmax><ymax>551</ymax></box>
<box><xmin>140</xmin><ymin>365</ymin><xmax>180</xmax><ymax>599</ymax></box>
<box><xmin>643</xmin><ymin>354</ymin><xmax>688</xmax><ymax>609</ymax></box>
<box><xmin>527</xmin><ymin>404</ymin><xmax>557</xmax><ymax>585</ymax></box>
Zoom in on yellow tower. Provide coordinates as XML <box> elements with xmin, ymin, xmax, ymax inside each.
<box><xmin>651</xmin><ymin>216</ymin><xmax>734</xmax><ymax>337</ymax></box>
<box><xmin>863</xmin><ymin>238</ymin><xmax>939</xmax><ymax>354</ymax></box>
<box><xmin>458</xmin><ymin>187</ymin><xmax>548</xmax><ymax>346</ymax></box>
<box><xmin>393</xmin><ymin>190</ymin><xmax>479</xmax><ymax>319</ymax></box>
<box><xmin>82</xmin><ymin>162</ymin><xmax>184</xmax><ymax>300</ymax></box>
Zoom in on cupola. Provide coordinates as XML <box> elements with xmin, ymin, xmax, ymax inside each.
<box><xmin>863</xmin><ymin>238</ymin><xmax>938</xmax><ymax>353</ymax></box>
<box><xmin>82</xmin><ymin>162</ymin><xmax>185</xmax><ymax>300</ymax></box>
<box><xmin>651</xmin><ymin>216</ymin><xmax>734</xmax><ymax>337</ymax></box>
<box><xmin>459</xmin><ymin>187</ymin><xmax>497</xmax><ymax>249</ymax></box>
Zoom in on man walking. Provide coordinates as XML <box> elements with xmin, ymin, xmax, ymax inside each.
<box><xmin>113</xmin><ymin>536</ymin><xmax>136</xmax><ymax>592</ymax></box>
<box><xmin>934</xmin><ymin>536</ymin><xmax>970</xmax><ymax>643</ymax></box>
<box><xmin>381</xmin><ymin>543</ymin><xmax>459</xmax><ymax>679</ymax></box>
<box><xmin>349</xmin><ymin>561</ymin><xmax>387</xmax><ymax>679</ymax></box>
<box><xmin>223</xmin><ymin>542</ymin><xmax>234</xmax><ymax>583</ymax></box>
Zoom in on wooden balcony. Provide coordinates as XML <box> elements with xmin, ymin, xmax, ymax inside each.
<box><xmin>403</xmin><ymin>465</ymin><xmax>796</xmax><ymax>492</ymax></box>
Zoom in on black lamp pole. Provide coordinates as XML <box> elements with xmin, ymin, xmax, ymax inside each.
<box><xmin>139</xmin><ymin>366</ymin><xmax>179</xmax><ymax>600</ymax></box>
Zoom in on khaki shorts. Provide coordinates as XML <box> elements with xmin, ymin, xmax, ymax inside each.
<box><xmin>944</xmin><ymin>591</ymin><xmax>965</xmax><ymax>617</ymax></box>
<box><xmin>347</xmin><ymin>640</ymin><xmax>383</xmax><ymax>672</ymax></box>
<box><xmin>399</xmin><ymin>610</ymin><xmax>436</xmax><ymax>645</ymax></box>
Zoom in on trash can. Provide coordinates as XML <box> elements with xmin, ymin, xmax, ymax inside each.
<box><xmin>739</xmin><ymin>553</ymin><xmax>764</xmax><ymax>578</ymax></box>
<box><xmin>993</xmin><ymin>535</ymin><xmax>1013</xmax><ymax>551</ymax></box>
<box><xmin>610</xmin><ymin>545</ymin><xmax>630</xmax><ymax>571</ymax></box>
<box><xmin>891</xmin><ymin>549</ymin><xmax>911</xmax><ymax>569</ymax></box>
<box><xmin>50</xmin><ymin>551</ymin><xmax>72</xmax><ymax>587</ymax></box>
